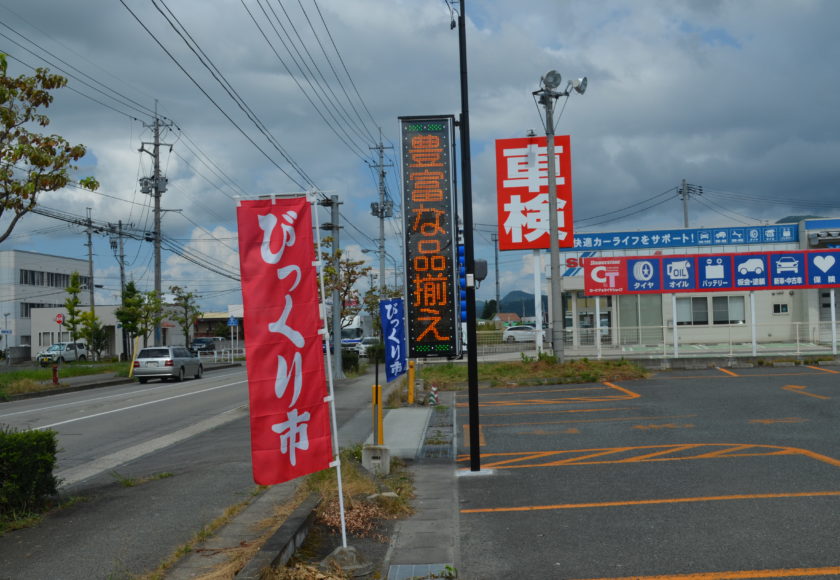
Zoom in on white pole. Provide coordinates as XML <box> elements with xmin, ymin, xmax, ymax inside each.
<box><xmin>311</xmin><ymin>193</ymin><xmax>348</xmax><ymax>548</ymax></box>
<box><xmin>831</xmin><ymin>289</ymin><xmax>837</xmax><ymax>356</ymax></box>
<box><xmin>672</xmin><ymin>295</ymin><xmax>679</xmax><ymax>358</ymax></box>
<box><xmin>533</xmin><ymin>249</ymin><xmax>543</xmax><ymax>355</ymax></box>
<box><xmin>750</xmin><ymin>291</ymin><xmax>757</xmax><ymax>357</ymax></box>
<box><xmin>595</xmin><ymin>296</ymin><xmax>602</xmax><ymax>359</ymax></box>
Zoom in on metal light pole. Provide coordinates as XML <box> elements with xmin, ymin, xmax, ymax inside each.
<box><xmin>534</xmin><ymin>71</ymin><xmax>587</xmax><ymax>363</ymax></box>
<box><xmin>3</xmin><ymin>312</ymin><xmax>9</xmax><ymax>366</ymax></box>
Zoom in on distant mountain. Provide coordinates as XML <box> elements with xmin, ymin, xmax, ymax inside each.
<box><xmin>498</xmin><ymin>290</ymin><xmax>547</xmax><ymax>318</ymax></box>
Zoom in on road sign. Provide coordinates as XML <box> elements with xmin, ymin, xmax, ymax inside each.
<box><xmin>227</xmin><ymin>316</ymin><xmax>238</xmax><ymax>327</ymax></box>
<box><xmin>55</xmin><ymin>313</ymin><xmax>64</xmax><ymax>324</ymax></box>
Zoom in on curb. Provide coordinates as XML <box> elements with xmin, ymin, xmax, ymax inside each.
<box><xmin>236</xmin><ymin>493</ymin><xmax>321</xmax><ymax>579</ymax></box>
<box><xmin>2</xmin><ymin>363</ymin><xmax>243</xmax><ymax>402</ymax></box>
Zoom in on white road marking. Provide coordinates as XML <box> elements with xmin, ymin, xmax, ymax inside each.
<box><xmin>56</xmin><ymin>406</ymin><xmax>248</xmax><ymax>487</ymax></box>
<box><xmin>36</xmin><ymin>381</ymin><xmax>247</xmax><ymax>429</ymax></box>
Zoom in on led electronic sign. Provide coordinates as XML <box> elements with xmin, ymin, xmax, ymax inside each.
<box><xmin>399</xmin><ymin>116</ymin><xmax>459</xmax><ymax>358</ymax></box>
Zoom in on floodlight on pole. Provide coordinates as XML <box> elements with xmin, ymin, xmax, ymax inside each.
<box><xmin>533</xmin><ymin>70</ymin><xmax>587</xmax><ymax>363</ymax></box>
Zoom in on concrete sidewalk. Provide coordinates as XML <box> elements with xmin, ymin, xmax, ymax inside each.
<box><xmin>165</xmin><ymin>382</ymin><xmax>459</xmax><ymax>579</ymax></box>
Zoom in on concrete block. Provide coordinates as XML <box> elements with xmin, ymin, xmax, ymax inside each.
<box><xmin>362</xmin><ymin>444</ymin><xmax>391</xmax><ymax>475</ymax></box>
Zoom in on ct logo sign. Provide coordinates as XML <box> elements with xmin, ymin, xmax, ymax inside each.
<box><xmin>583</xmin><ymin>258</ymin><xmax>627</xmax><ymax>295</ymax></box>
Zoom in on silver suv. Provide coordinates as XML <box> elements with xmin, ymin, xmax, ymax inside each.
<box><xmin>133</xmin><ymin>346</ymin><xmax>203</xmax><ymax>384</ymax></box>
<box><xmin>36</xmin><ymin>342</ymin><xmax>88</xmax><ymax>365</ymax></box>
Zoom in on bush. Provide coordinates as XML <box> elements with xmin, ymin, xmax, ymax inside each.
<box><xmin>0</xmin><ymin>426</ymin><xmax>59</xmax><ymax>518</ymax></box>
<box><xmin>342</xmin><ymin>349</ymin><xmax>359</xmax><ymax>373</ymax></box>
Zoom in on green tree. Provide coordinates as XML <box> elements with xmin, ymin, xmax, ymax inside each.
<box><xmin>169</xmin><ymin>285</ymin><xmax>202</xmax><ymax>345</ymax></box>
<box><xmin>63</xmin><ymin>271</ymin><xmax>83</xmax><ymax>347</ymax></box>
<box><xmin>0</xmin><ymin>54</ymin><xmax>98</xmax><ymax>244</ymax></box>
<box><xmin>115</xmin><ymin>281</ymin><xmax>143</xmax><ymax>356</ymax></box>
<box><xmin>138</xmin><ymin>291</ymin><xmax>164</xmax><ymax>348</ymax></box>
<box><xmin>362</xmin><ymin>285</ymin><xmax>403</xmax><ymax>337</ymax></box>
<box><xmin>79</xmin><ymin>310</ymin><xmax>107</xmax><ymax>361</ymax></box>
<box><xmin>481</xmin><ymin>299</ymin><xmax>498</xmax><ymax>320</ymax></box>
<box><xmin>319</xmin><ymin>236</ymin><xmax>371</xmax><ymax>327</ymax></box>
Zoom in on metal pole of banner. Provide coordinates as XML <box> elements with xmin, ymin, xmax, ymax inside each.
<box><xmin>311</xmin><ymin>192</ymin><xmax>348</xmax><ymax>549</ymax></box>
<box><xmin>750</xmin><ymin>291</ymin><xmax>757</xmax><ymax>357</ymax></box>
<box><xmin>672</xmin><ymin>295</ymin><xmax>679</xmax><ymax>358</ymax></box>
<box><xmin>831</xmin><ymin>289</ymin><xmax>837</xmax><ymax>355</ymax></box>
<box><xmin>595</xmin><ymin>296</ymin><xmax>602</xmax><ymax>360</ymax></box>
<box><xmin>534</xmin><ymin>250</ymin><xmax>543</xmax><ymax>355</ymax></box>
<box><xmin>457</xmin><ymin>0</ymin><xmax>481</xmax><ymax>472</ymax></box>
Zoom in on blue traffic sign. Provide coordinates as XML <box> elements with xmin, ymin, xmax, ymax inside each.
<box><xmin>227</xmin><ymin>316</ymin><xmax>239</xmax><ymax>327</ymax></box>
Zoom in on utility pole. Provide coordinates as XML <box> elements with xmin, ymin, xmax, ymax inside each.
<box><xmin>85</xmin><ymin>207</ymin><xmax>95</xmax><ymax>314</ymax></box>
<box><xmin>679</xmin><ymin>180</ymin><xmax>703</xmax><ymax>228</ymax></box>
<box><xmin>110</xmin><ymin>220</ymin><xmax>129</xmax><ymax>359</ymax></box>
<box><xmin>491</xmin><ymin>233</ymin><xmax>500</xmax><ymax>315</ymax></box>
<box><xmin>370</xmin><ymin>135</ymin><xmax>393</xmax><ymax>295</ymax></box>
<box><xmin>140</xmin><ymin>105</ymin><xmax>173</xmax><ymax>345</ymax></box>
<box><xmin>319</xmin><ymin>195</ymin><xmax>344</xmax><ymax>380</ymax></box>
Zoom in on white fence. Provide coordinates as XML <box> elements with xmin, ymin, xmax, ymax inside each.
<box><xmin>471</xmin><ymin>321</ymin><xmax>840</xmax><ymax>360</ymax></box>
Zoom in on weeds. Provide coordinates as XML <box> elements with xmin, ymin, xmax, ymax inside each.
<box><xmin>419</xmin><ymin>357</ymin><xmax>648</xmax><ymax>389</ymax></box>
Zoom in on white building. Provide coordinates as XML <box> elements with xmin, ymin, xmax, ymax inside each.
<box><xmin>555</xmin><ymin>217</ymin><xmax>840</xmax><ymax>350</ymax></box>
<box><xmin>0</xmin><ymin>250</ymin><xmax>91</xmax><ymax>350</ymax></box>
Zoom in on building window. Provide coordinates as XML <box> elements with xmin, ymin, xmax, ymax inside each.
<box><xmin>713</xmin><ymin>296</ymin><xmax>746</xmax><ymax>324</ymax></box>
<box><xmin>676</xmin><ymin>297</ymin><xmax>709</xmax><ymax>325</ymax></box>
<box><xmin>773</xmin><ymin>303</ymin><xmax>789</xmax><ymax>314</ymax></box>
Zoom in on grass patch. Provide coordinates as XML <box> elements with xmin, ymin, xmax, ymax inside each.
<box><xmin>0</xmin><ymin>361</ymin><xmax>133</xmax><ymax>399</ymax></box>
<box><xmin>419</xmin><ymin>357</ymin><xmax>648</xmax><ymax>389</ymax></box>
<box><xmin>110</xmin><ymin>471</ymin><xmax>174</xmax><ymax>488</ymax></box>
<box><xmin>0</xmin><ymin>495</ymin><xmax>87</xmax><ymax>536</ymax></box>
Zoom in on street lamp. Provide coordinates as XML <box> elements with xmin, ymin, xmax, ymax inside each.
<box><xmin>534</xmin><ymin>70</ymin><xmax>587</xmax><ymax>363</ymax></box>
<box><xmin>362</xmin><ymin>249</ymin><xmax>400</xmax><ymax>288</ymax></box>
<box><xmin>3</xmin><ymin>312</ymin><xmax>9</xmax><ymax>366</ymax></box>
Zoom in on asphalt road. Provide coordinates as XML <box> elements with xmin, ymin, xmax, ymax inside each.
<box><xmin>0</xmin><ymin>365</ymin><xmax>380</xmax><ymax>579</ymax></box>
<box><xmin>456</xmin><ymin>365</ymin><xmax>840</xmax><ymax>579</ymax></box>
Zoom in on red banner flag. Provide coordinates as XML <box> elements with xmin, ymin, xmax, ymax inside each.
<box><xmin>237</xmin><ymin>197</ymin><xmax>333</xmax><ymax>485</ymax></box>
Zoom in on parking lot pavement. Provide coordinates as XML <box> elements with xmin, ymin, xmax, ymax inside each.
<box><xmin>454</xmin><ymin>366</ymin><xmax>840</xmax><ymax>579</ymax></box>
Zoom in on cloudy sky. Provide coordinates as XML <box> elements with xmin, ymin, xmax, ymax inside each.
<box><xmin>2</xmin><ymin>0</ymin><xmax>839</xmax><ymax>311</ymax></box>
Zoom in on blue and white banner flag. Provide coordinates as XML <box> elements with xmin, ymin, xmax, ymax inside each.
<box><xmin>379</xmin><ymin>298</ymin><xmax>407</xmax><ymax>383</ymax></box>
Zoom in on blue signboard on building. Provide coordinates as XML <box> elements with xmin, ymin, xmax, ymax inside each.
<box><xmin>698</xmin><ymin>256</ymin><xmax>733</xmax><ymax>290</ymax></box>
<box><xmin>663</xmin><ymin>257</ymin><xmax>696</xmax><ymax>290</ymax></box>
<box><xmin>627</xmin><ymin>258</ymin><xmax>660</xmax><ymax>292</ymax></box>
<box><xmin>733</xmin><ymin>255</ymin><xmax>769</xmax><ymax>288</ymax></box>
<box><xmin>572</xmin><ymin>224</ymin><xmax>798</xmax><ymax>252</ymax></box>
<box><xmin>808</xmin><ymin>253</ymin><xmax>840</xmax><ymax>285</ymax></box>
<box><xmin>770</xmin><ymin>253</ymin><xmax>806</xmax><ymax>287</ymax></box>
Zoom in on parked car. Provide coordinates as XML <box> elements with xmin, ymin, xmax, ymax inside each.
<box><xmin>190</xmin><ymin>337</ymin><xmax>216</xmax><ymax>353</ymax></box>
<box><xmin>355</xmin><ymin>336</ymin><xmax>381</xmax><ymax>357</ymax></box>
<box><xmin>133</xmin><ymin>346</ymin><xmax>203</xmax><ymax>383</ymax></box>
<box><xmin>502</xmin><ymin>325</ymin><xmax>537</xmax><ymax>343</ymax></box>
<box><xmin>36</xmin><ymin>342</ymin><xmax>88</xmax><ymax>365</ymax></box>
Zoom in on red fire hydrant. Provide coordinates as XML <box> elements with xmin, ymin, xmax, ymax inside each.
<box><xmin>52</xmin><ymin>364</ymin><xmax>59</xmax><ymax>385</ymax></box>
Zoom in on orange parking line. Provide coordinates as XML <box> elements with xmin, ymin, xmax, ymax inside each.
<box><xmin>717</xmin><ymin>367</ymin><xmax>739</xmax><ymax>377</ymax></box>
<box><xmin>807</xmin><ymin>365</ymin><xmax>840</xmax><ymax>374</ymax></box>
<box><xmin>572</xmin><ymin>565</ymin><xmax>840</xmax><ymax>579</ymax></box>
<box><xmin>460</xmin><ymin>490</ymin><xmax>840</xmax><ymax>514</ymax></box>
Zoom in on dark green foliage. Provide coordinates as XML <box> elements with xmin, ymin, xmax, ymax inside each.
<box><xmin>342</xmin><ymin>349</ymin><xmax>359</xmax><ymax>373</ymax></box>
<box><xmin>0</xmin><ymin>426</ymin><xmax>58</xmax><ymax>518</ymax></box>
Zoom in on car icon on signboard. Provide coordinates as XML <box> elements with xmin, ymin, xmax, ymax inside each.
<box><xmin>776</xmin><ymin>256</ymin><xmax>799</xmax><ymax>273</ymax></box>
<box><xmin>738</xmin><ymin>258</ymin><xmax>765</xmax><ymax>275</ymax></box>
